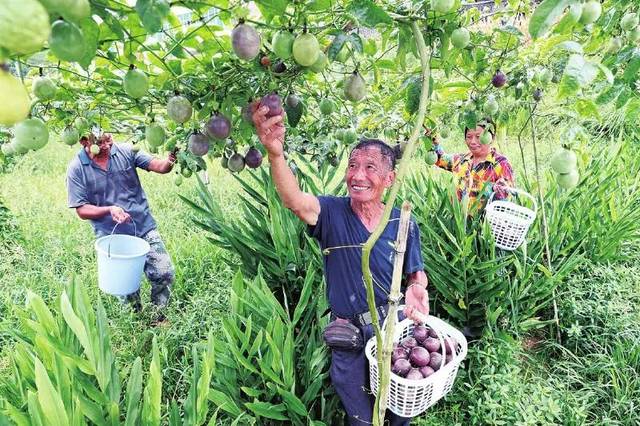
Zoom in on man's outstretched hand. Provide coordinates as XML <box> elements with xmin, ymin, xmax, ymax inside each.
<box><xmin>252</xmin><ymin>101</ymin><xmax>286</xmax><ymax>158</ymax></box>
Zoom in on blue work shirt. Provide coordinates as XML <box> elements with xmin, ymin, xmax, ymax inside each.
<box><xmin>66</xmin><ymin>143</ymin><xmax>156</xmax><ymax>237</ymax></box>
<box><xmin>308</xmin><ymin>196</ymin><xmax>425</xmax><ymax>318</ymax></box>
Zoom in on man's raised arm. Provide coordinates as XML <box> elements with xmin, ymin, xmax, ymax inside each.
<box><xmin>252</xmin><ymin>102</ymin><xmax>320</xmax><ymax>225</ymax></box>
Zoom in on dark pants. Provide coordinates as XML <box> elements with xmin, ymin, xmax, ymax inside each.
<box><xmin>330</xmin><ymin>312</ymin><xmax>411</xmax><ymax>426</ymax></box>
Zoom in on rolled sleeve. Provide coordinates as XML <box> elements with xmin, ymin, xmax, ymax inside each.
<box><xmin>66</xmin><ymin>168</ymin><xmax>88</xmax><ymax>209</ymax></box>
<box><xmin>134</xmin><ymin>150</ymin><xmax>153</xmax><ymax>170</ymax></box>
<box><xmin>119</xmin><ymin>144</ymin><xmax>153</xmax><ymax>170</ymax></box>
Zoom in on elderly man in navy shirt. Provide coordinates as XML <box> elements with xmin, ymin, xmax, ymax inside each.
<box><xmin>66</xmin><ymin>132</ymin><xmax>176</xmax><ymax>312</ymax></box>
<box><xmin>252</xmin><ymin>103</ymin><xmax>429</xmax><ymax>425</ymax></box>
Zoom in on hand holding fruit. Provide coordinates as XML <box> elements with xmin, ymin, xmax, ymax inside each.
<box><xmin>404</xmin><ymin>284</ymin><xmax>429</xmax><ymax>323</ymax></box>
<box><xmin>493</xmin><ymin>178</ymin><xmax>509</xmax><ymax>199</ymax></box>
<box><xmin>109</xmin><ymin>206</ymin><xmax>131</xmax><ymax>224</ymax></box>
<box><xmin>252</xmin><ymin>100</ymin><xmax>286</xmax><ymax>158</ymax></box>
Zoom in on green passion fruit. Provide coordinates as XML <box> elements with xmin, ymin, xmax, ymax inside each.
<box><xmin>32</xmin><ymin>76</ymin><xmax>57</xmax><ymax>101</ymax></box>
<box><xmin>167</xmin><ymin>95</ymin><xmax>193</xmax><ymax>123</ymax></box>
<box><xmin>49</xmin><ymin>20</ymin><xmax>85</xmax><ymax>62</ymax></box>
<box><xmin>272</xmin><ymin>30</ymin><xmax>295</xmax><ymax>60</ymax></box>
<box><xmin>344</xmin><ymin>72</ymin><xmax>366</xmax><ymax>102</ymax></box>
<box><xmin>0</xmin><ymin>0</ymin><xmax>51</xmax><ymax>55</ymax></box>
<box><xmin>451</xmin><ymin>28</ymin><xmax>470</xmax><ymax>49</ymax></box>
<box><xmin>123</xmin><ymin>67</ymin><xmax>149</xmax><ymax>99</ymax></box>
<box><xmin>0</xmin><ymin>66</ymin><xmax>31</xmax><ymax>126</ymax></box>
<box><xmin>13</xmin><ymin>118</ymin><xmax>49</xmax><ymax>151</ymax></box>
<box><xmin>292</xmin><ymin>33</ymin><xmax>320</xmax><ymax>66</ymax></box>
<box><xmin>145</xmin><ymin>123</ymin><xmax>166</xmax><ymax>147</ymax></box>
<box><xmin>550</xmin><ymin>147</ymin><xmax>577</xmax><ymax>174</ymax></box>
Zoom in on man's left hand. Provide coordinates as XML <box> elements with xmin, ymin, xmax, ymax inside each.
<box><xmin>404</xmin><ymin>284</ymin><xmax>429</xmax><ymax>323</ymax></box>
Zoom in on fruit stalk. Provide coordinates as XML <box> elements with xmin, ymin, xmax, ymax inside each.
<box><xmin>377</xmin><ymin>202</ymin><xmax>412</xmax><ymax>423</ymax></box>
<box><xmin>360</xmin><ymin>20</ymin><xmax>432</xmax><ymax>426</ymax></box>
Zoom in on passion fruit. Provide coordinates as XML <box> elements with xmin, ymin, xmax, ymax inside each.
<box><xmin>550</xmin><ymin>147</ymin><xmax>577</xmax><ymax>174</ymax></box>
<box><xmin>167</xmin><ymin>95</ymin><xmax>193</xmax><ymax>123</ymax></box>
<box><xmin>430</xmin><ymin>0</ymin><xmax>455</xmax><ymax>14</ymax></box>
<box><xmin>579</xmin><ymin>0</ymin><xmax>602</xmax><ymax>26</ymax></box>
<box><xmin>205</xmin><ymin>114</ymin><xmax>231</xmax><ymax>140</ymax></box>
<box><xmin>188</xmin><ymin>132</ymin><xmax>210</xmax><ymax>156</ymax></box>
<box><xmin>244</xmin><ymin>147</ymin><xmax>263</xmax><ymax>168</ymax></box>
<box><xmin>260</xmin><ymin>93</ymin><xmax>283</xmax><ymax>117</ymax></box>
<box><xmin>0</xmin><ymin>66</ymin><xmax>31</xmax><ymax>126</ymax></box>
<box><xmin>49</xmin><ymin>20</ymin><xmax>85</xmax><ymax>63</ymax></box>
<box><xmin>621</xmin><ymin>13</ymin><xmax>639</xmax><ymax>32</ymax></box>
<box><xmin>272</xmin><ymin>30</ymin><xmax>295</xmax><ymax>60</ymax></box>
<box><xmin>146</xmin><ymin>123</ymin><xmax>166</xmax><ymax>147</ymax></box>
<box><xmin>292</xmin><ymin>33</ymin><xmax>320</xmax><ymax>66</ymax></box>
<box><xmin>309</xmin><ymin>51</ymin><xmax>328</xmax><ymax>73</ymax></box>
<box><xmin>232</xmin><ymin>23</ymin><xmax>261</xmax><ymax>60</ymax></box>
<box><xmin>0</xmin><ymin>0</ymin><xmax>51</xmax><ymax>55</ymax></box>
<box><xmin>344</xmin><ymin>72</ymin><xmax>366</xmax><ymax>102</ymax></box>
<box><xmin>61</xmin><ymin>127</ymin><xmax>79</xmax><ymax>146</ymax></box>
<box><xmin>123</xmin><ymin>66</ymin><xmax>149</xmax><ymax>99</ymax></box>
<box><xmin>491</xmin><ymin>70</ymin><xmax>507</xmax><ymax>88</ymax></box>
<box><xmin>32</xmin><ymin>77</ymin><xmax>57</xmax><ymax>101</ymax></box>
<box><xmin>451</xmin><ymin>28</ymin><xmax>470</xmax><ymax>49</ymax></box>
<box><xmin>557</xmin><ymin>169</ymin><xmax>580</xmax><ymax>189</ymax></box>
<box><xmin>227</xmin><ymin>153</ymin><xmax>245</xmax><ymax>173</ymax></box>
<box><xmin>13</xmin><ymin>118</ymin><xmax>49</xmax><ymax>151</ymax></box>
<box><xmin>319</xmin><ymin>98</ymin><xmax>335</xmax><ymax>115</ymax></box>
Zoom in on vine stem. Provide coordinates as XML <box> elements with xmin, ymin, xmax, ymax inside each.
<box><xmin>361</xmin><ymin>20</ymin><xmax>432</xmax><ymax>426</ymax></box>
<box><xmin>528</xmin><ymin>102</ymin><xmax>560</xmax><ymax>343</ymax></box>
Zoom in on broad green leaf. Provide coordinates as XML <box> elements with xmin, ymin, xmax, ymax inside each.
<box><xmin>623</xmin><ymin>52</ymin><xmax>640</xmax><ymax>83</ymax></box>
<box><xmin>528</xmin><ymin>0</ymin><xmax>570</xmax><ymax>39</ymax></box>
<box><xmin>60</xmin><ymin>292</ymin><xmax>92</xmax><ymax>363</ymax></box>
<box><xmin>208</xmin><ymin>389</ymin><xmax>243</xmax><ymax>417</ymax></box>
<box><xmin>555</xmin><ymin>41</ymin><xmax>583</xmax><ymax>54</ymax></box>
<box><xmin>255</xmin><ymin>0</ymin><xmax>288</xmax><ymax>20</ymax></box>
<box><xmin>575</xmin><ymin>98</ymin><xmax>601</xmax><ymax>120</ymax></box>
<box><xmin>135</xmin><ymin>0</ymin><xmax>170</xmax><ymax>33</ymax></box>
<box><xmin>328</xmin><ymin>33</ymin><xmax>348</xmax><ymax>61</ymax></box>
<box><xmin>594</xmin><ymin>63</ymin><xmax>613</xmax><ymax>85</ymax></box>
<box><xmin>141</xmin><ymin>337</ymin><xmax>162</xmax><ymax>426</ymax></box>
<box><xmin>244</xmin><ymin>401</ymin><xmax>289</xmax><ymax>421</ymax></box>
<box><xmin>34</xmin><ymin>358</ymin><xmax>69</xmax><ymax>426</ymax></box>
<box><xmin>346</xmin><ymin>0</ymin><xmax>393</xmax><ymax>27</ymax></box>
<box><xmin>307</xmin><ymin>0</ymin><xmax>331</xmax><ymax>11</ymax></box>
<box><xmin>558</xmin><ymin>55</ymin><xmax>598</xmax><ymax>98</ymax></box>
<box><xmin>79</xmin><ymin>18</ymin><xmax>100</xmax><ymax>69</ymax></box>
<box><xmin>285</xmin><ymin>101</ymin><xmax>303</xmax><ymax>128</ymax></box>
<box><xmin>124</xmin><ymin>357</ymin><xmax>143</xmax><ymax>426</ymax></box>
<box><xmin>596</xmin><ymin>83</ymin><xmax>624</xmax><ymax>105</ymax></box>
<box><xmin>277</xmin><ymin>389</ymin><xmax>307</xmax><ymax>417</ymax></box>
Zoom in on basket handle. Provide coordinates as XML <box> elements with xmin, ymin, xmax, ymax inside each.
<box><xmin>488</xmin><ymin>186</ymin><xmax>538</xmax><ymax>214</ymax></box>
<box><xmin>107</xmin><ymin>220</ymin><xmax>137</xmax><ymax>258</ymax></box>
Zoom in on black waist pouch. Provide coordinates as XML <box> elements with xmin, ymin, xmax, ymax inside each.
<box><xmin>322</xmin><ymin>320</ymin><xmax>364</xmax><ymax>351</ymax></box>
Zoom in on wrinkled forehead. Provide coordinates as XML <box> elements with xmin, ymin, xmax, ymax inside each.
<box><xmin>349</xmin><ymin>146</ymin><xmax>387</xmax><ymax>164</ymax></box>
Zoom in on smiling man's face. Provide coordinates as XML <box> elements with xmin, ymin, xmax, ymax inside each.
<box><xmin>345</xmin><ymin>146</ymin><xmax>395</xmax><ymax>204</ymax></box>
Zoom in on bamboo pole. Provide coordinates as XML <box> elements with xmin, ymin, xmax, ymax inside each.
<box><xmin>376</xmin><ymin>202</ymin><xmax>412</xmax><ymax>422</ymax></box>
<box><xmin>361</xmin><ymin>20</ymin><xmax>431</xmax><ymax>426</ymax></box>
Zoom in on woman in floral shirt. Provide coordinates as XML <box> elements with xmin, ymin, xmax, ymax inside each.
<box><xmin>428</xmin><ymin>121</ymin><xmax>515</xmax><ymax>213</ymax></box>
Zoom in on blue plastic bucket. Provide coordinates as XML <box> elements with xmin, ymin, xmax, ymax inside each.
<box><xmin>94</xmin><ymin>234</ymin><xmax>150</xmax><ymax>296</ymax></box>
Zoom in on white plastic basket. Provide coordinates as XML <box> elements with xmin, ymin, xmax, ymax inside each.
<box><xmin>365</xmin><ymin>314</ymin><xmax>468</xmax><ymax>418</ymax></box>
<box><xmin>485</xmin><ymin>188</ymin><xmax>537</xmax><ymax>251</ymax></box>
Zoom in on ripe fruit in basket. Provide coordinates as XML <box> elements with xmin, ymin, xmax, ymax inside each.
<box><xmin>391</xmin><ymin>358</ymin><xmax>412</xmax><ymax>377</ymax></box>
<box><xmin>419</xmin><ymin>365</ymin><xmax>435</xmax><ymax>378</ymax></box>
<box><xmin>401</xmin><ymin>337</ymin><xmax>418</xmax><ymax>350</ymax></box>
<box><xmin>392</xmin><ymin>345</ymin><xmax>409</xmax><ymax>363</ymax></box>
<box><xmin>422</xmin><ymin>336</ymin><xmax>440</xmax><ymax>353</ymax></box>
<box><xmin>412</xmin><ymin>325</ymin><xmax>429</xmax><ymax>343</ymax></box>
<box><xmin>429</xmin><ymin>352</ymin><xmax>443</xmax><ymax>371</ymax></box>
<box><xmin>409</xmin><ymin>347</ymin><xmax>431</xmax><ymax>367</ymax></box>
<box><xmin>406</xmin><ymin>368</ymin><xmax>424</xmax><ymax>380</ymax></box>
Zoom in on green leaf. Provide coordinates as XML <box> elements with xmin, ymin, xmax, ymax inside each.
<box><xmin>575</xmin><ymin>98</ymin><xmax>601</xmax><ymax>120</ymax></box>
<box><xmin>623</xmin><ymin>52</ymin><xmax>640</xmax><ymax>83</ymax></box>
<box><xmin>78</xmin><ymin>18</ymin><xmax>100</xmax><ymax>69</ymax></box>
<box><xmin>285</xmin><ymin>102</ymin><xmax>303</xmax><ymax>128</ymax></box>
<box><xmin>307</xmin><ymin>0</ymin><xmax>331</xmax><ymax>11</ymax></box>
<box><xmin>346</xmin><ymin>0</ymin><xmax>393</xmax><ymax>27</ymax></box>
<box><xmin>244</xmin><ymin>401</ymin><xmax>289</xmax><ymax>421</ymax></box>
<box><xmin>208</xmin><ymin>389</ymin><xmax>243</xmax><ymax>418</ymax></box>
<box><xmin>277</xmin><ymin>389</ymin><xmax>307</xmax><ymax>417</ymax></box>
<box><xmin>555</xmin><ymin>41</ymin><xmax>583</xmax><ymax>54</ymax></box>
<box><xmin>141</xmin><ymin>337</ymin><xmax>162</xmax><ymax>426</ymax></box>
<box><xmin>255</xmin><ymin>0</ymin><xmax>288</xmax><ymax>20</ymax></box>
<box><xmin>328</xmin><ymin>33</ymin><xmax>348</xmax><ymax>61</ymax></box>
<box><xmin>135</xmin><ymin>0</ymin><xmax>170</xmax><ymax>33</ymax></box>
<box><xmin>348</xmin><ymin>33</ymin><xmax>364</xmax><ymax>54</ymax></box>
<box><xmin>528</xmin><ymin>0</ymin><xmax>570</xmax><ymax>39</ymax></box>
<box><xmin>558</xmin><ymin>55</ymin><xmax>598</xmax><ymax>98</ymax></box>
<box><xmin>34</xmin><ymin>357</ymin><xmax>69</xmax><ymax>426</ymax></box>
<box><xmin>124</xmin><ymin>357</ymin><xmax>143</xmax><ymax>426</ymax></box>
<box><xmin>596</xmin><ymin>83</ymin><xmax>624</xmax><ymax>105</ymax></box>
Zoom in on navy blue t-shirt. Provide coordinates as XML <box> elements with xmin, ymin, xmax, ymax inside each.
<box><xmin>308</xmin><ymin>196</ymin><xmax>424</xmax><ymax>318</ymax></box>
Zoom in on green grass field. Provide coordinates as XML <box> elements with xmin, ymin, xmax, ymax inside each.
<box><xmin>1</xmin><ymin>136</ymin><xmax>639</xmax><ymax>425</ymax></box>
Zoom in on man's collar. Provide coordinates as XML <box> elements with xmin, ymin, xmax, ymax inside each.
<box><xmin>78</xmin><ymin>143</ymin><xmax>118</xmax><ymax>165</ymax></box>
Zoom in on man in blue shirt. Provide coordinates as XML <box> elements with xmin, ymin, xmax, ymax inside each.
<box><xmin>66</xmin><ymin>132</ymin><xmax>176</xmax><ymax>313</ymax></box>
<box><xmin>252</xmin><ymin>103</ymin><xmax>429</xmax><ymax>425</ymax></box>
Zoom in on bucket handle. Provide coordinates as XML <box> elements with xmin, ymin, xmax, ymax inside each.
<box><xmin>487</xmin><ymin>186</ymin><xmax>538</xmax><ymax>214</ymax></box>
<box><xmin>107</xmin><ymin>220</ymin><xmax>137</xmax><ymax>258</ymax></box>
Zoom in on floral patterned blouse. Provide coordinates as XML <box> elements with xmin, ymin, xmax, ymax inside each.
<box><xmin>433</xmin><ymin>145</ymin><xmax>515</xmax><ymax>212</ymax></box>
